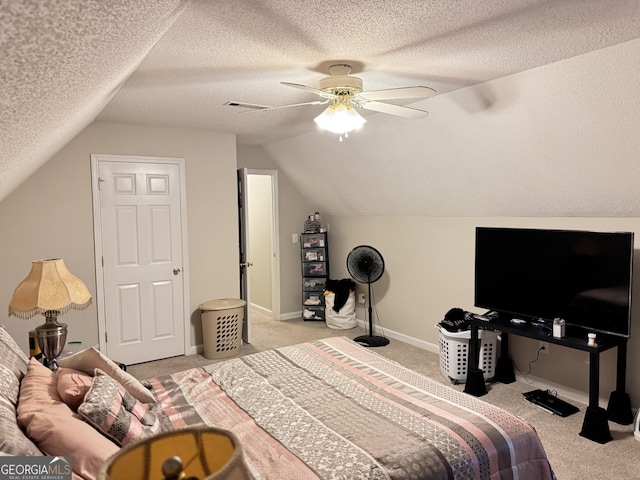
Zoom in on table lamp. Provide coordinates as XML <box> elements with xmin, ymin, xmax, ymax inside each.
<box><xmin>8</xmin><ymin>258</ymin><xmax>92</xmax><ymax>370</ymax></box>
<box><xmin>98</xmin><ymin>427</ymin><xmax>253</xmax><ymax>480</ymax></box>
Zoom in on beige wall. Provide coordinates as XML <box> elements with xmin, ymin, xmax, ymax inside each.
<box><xmin>0</xmin><ymin>121</ymin><xmax>239</xmax><ymax>355</ymax></box>
<box><xmin>3</xmin><ymin>104</ymin><xmax>637</xmax><ymax>411</ymax></box>
<box><xmin>237</xmin><ymin>144</ymin><xmax>315</xmax><ymax>317</ymax></box>
<box><xmin>327</xmin><ymin>215</ymin><xmax>640</xmax><ymax>406</ymax></box>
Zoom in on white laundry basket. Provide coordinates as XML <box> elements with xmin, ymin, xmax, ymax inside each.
<box><xmin>436</xmin><ymin>324</ymin><xmax>497</xmax><ymax>384</ymax></box>
<box><xmin>325</xmin><ymin>292</ymin><xmax>357</xmax><ymax>329</ymax></box>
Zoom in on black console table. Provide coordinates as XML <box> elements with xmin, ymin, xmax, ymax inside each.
<box><xmin>464</xmin><ymin>315</ymin><xmax>632</xmax><ymax>444</ymax></box>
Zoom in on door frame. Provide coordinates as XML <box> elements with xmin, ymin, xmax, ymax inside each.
<box><xmin>90</xmin><ymin>154</ymin><xmax>191</xmax><ymax>357</ymax></box>
<box><xmin>239</xmin><ymin>168</ymin><xmax>281</xmax><ymax>326</ymax></box>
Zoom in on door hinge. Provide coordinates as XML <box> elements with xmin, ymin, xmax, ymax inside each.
<box><xmin>98</xmin><ymin>177</ymin><xmax>105</xmax><ymax>190</ymax></box>
<box><xmin>104</xmin><ymin>331</ymin><xmax>107</xmax><ymax>343</ymax></box>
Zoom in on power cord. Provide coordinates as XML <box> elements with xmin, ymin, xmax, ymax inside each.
<box><xmin>513</xmin><ymin>345</ymin><xmax>546</xmax><ymax>375</ymax></box>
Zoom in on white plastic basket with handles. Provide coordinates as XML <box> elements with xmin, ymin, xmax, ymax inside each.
<box><xmin>436</xmin><ymin>324</ymin><xmax>498</xmax><ymax>384</ymax></box>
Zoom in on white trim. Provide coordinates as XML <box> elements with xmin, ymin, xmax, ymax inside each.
<box><xmin>250</xmin><ymin>303</ymin><xmax>272</xmax><ymax>316</ymax></box>
<box><xmin>90</xmin><ymin>154</ymin><xmax>190</xmax><ymax>359</ymax></box>
<box><xmin>355</xmin><ymin>317</ymin><xmax>440</xmax><ymax>354</ymax></box>
<box><xmin>90</xmin><ymin>156</ymin><xmax>106</xmax><ymax>351</ymax></box>
<box><xmin>276</xmin><ymin>313</ymin><xmax>439</xmax><ymax>354</ymax></box>
<box><xmin>271</xmin><ymin>171</ymin><xmax>280</xmax><ymax>321</ymax></box>
<box><xmin>514</xmin><ymin>372</ymin><xmax>592</xmax><ymax>408</ymax></box>
<box><xmin>279</xmin><ymin>311</ymin><xmax>303</xmax><ymax>321</ymax></box>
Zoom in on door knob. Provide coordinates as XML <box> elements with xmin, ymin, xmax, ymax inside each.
<box><xmin>173</xmin><ymin>267</ymin><xmax>181</xmax><ymax>275</ymax></box>
<box><xmin>240</xmin><ymin>262</ymin><xmax>254</xmax><ymax>268</ymax></box>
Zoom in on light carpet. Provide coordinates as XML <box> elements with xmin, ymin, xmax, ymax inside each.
<box><xmin>127</xmin><ymin>311</ymin><xmax>639</xmax><ymax>479</ymax></box>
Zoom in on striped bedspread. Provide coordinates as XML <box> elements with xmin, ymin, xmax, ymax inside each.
<box><xmin>148</xmin><ymin>337</ymin><xmax>554</xmax><ymax>480</ymax></box>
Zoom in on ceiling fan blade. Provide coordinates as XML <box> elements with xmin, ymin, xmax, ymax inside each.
<box><xmin>281</xmin><ymin>82</ymin><xmax>336</xmax><ymax>99</ymax></box>
<box><xmin>360</xmin><ymin>101</ymin><xmax>429</xmax><ymax>118</ymax></box>
<box><xmin>225</xmin><ymin>99</ymin><xmax>328</xmax><ymax>113</ymax></box>
<box><xmin>256</xmin><ymin>100</ymin><xmax>329</xmax><ymax>112</ymax></box>
<box><xmin>357</xmin><ymin>86</ymin><xmax>436</xmax><ymax>101</ymax></box>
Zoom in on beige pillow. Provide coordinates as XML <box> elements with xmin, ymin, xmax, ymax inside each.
<box><xmin>17</xmin><ymin>358</ymin><xmax>119</xmax><ymax>479</ymax></box>
<box><xmin>57</xmin><ymin>347</ymin><xmax>155</xmax><ymax>403</ymax></box>
<box><xmin>57</xmin><ymin>367</ymin><xmax>93</xmax><ymax>411</ymax></box>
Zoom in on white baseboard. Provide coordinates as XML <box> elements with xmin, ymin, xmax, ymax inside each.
<box><xmin>250</xmin><ymin>303</ymin><xmax>272</xmax><ymax>315</ymax></box>
<box><xmin>276</xmin><ymin>312</ymin><xmax>437</xmax><ymax>355</ymax></box>
<box><xmin>187</xmin><ymin>344</ymin><xmax>200</xmax><ymax>356</ymax></box>
<box><xmin>279</xmin><ymin>310</ymin><xmax>302</xmax><ymax>321</ymax></box>
<box><xmin>274</xmin><ymin>313</ymin><xmax>440</xmax><ymax>353</ymax></box>
<box><xmin>513</xmin><ymin>372</ymin><xmax>595</xmax><ymax>408</ymax></box>
<box><xmin>355</xmin><ymin>317</ymin><xmax>440</xmax><ymax>354</ymax></box>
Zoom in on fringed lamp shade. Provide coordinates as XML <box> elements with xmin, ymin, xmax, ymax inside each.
<box><xmin>8</xmin><ymin>259</ymin><xmax>92</xmax><ymax>369</ymax></box>
<box><xmin>98</xmin><ymin>427</ymin><xmax>254</xmax><ymax>480</ymax></box>
<box><xmin>8</xmin><ymin>258</ymin><xmax>92</xmax><ymax>318</ymax></box>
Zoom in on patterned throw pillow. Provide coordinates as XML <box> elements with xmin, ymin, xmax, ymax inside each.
<box><xmin>78</xmin><ymin>369</ymin><xmax>162</xmax><ymax>446</ymax></box>
<box><xmin>0</xmin><ymin>325</ymin><xmax>29</xmax><ymax>405</ymax></box>
<box><xmin>0</xmin><ymin>395</ymin><xmax>42</xmax><ymax>456</ymax></box>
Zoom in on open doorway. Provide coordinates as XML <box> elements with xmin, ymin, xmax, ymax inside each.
<box><xmin>238</xmin><ymin>168</ymin><xmax>280</xmax><ymax>338</ymax></box>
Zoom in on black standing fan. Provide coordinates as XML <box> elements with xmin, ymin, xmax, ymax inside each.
<box><xmin>347</xmin><ymin>245</ymin><xmax>389</xmax><ymax>347</ymax></box>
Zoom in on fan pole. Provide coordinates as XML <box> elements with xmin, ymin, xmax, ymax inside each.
<box><xmin>354</xmin><ymin>275</ymin><xmax>389</xmax><ymax>347</ymax></box>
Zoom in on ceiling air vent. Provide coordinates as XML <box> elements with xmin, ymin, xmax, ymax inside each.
<box><xmin>224</xmin><ymin>101</ymin><xmax>271</xmax><ymax>111</ymax></box>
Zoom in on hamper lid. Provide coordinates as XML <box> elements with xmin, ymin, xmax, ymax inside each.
<box><xmin>199</xmin><ymin>298</ymin><xmax>246</xmax><ymax>311</ymax></box>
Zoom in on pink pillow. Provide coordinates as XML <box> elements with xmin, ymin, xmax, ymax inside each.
<box><xmin>57</xmin><ymin>347</ymin><xmax>155</xmax><ymax>403</ymax></box>
<box><xmin>57</xmin><ymin>368</ymin><xmax>93</xmax><ymax>411</ymax></box>
<box><xmin>17</xmin><ymin>358</ymin><xmax>119</xmax><ymax>480</ymax></box>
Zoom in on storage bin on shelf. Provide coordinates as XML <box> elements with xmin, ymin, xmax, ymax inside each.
<box><xmin>436</xmin><ymin>324</ymin><xmax>497</xmax><ymax>384</ymax></box>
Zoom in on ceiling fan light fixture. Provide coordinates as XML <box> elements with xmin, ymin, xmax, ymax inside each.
<box><xmin>314</xmin><ymin>103</ymin><xmax>366</xmax><ymax>135</ymax></box>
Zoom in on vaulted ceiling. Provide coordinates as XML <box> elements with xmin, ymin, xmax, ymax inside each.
<box><xmin>3</xmin><ymin>1</ymin><xmax>640</xmax><ymax>215</ymax></box>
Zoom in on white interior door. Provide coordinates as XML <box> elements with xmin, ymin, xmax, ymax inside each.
<box><xmin>92</xmin><ymin>155</ymin><xmax>189</xmax><ymax>365</ymax></box>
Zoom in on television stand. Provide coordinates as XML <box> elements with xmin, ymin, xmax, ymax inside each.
<box><xmin>464</xmin><ymin>316</ymin><xmax>632</xmax><ymax>444</ymax></box>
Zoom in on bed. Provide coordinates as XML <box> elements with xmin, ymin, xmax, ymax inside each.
<box><xmin>1</xmin><ymin>326</ymin><xmax>555</xmax><ymax>480</ymax></box>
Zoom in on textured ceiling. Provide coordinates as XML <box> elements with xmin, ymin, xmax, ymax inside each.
<box><xmin>0</xmin><ymin>0</ymin><xmax>188</xmax><ymax>201</ymax></box>
<box><xmin>2</xmin><ymin>0</ymin><xmax>640</xmax><ymax>215</ymax></box>
<box><xmin>96</xmin><ymin>0</ymin><xmax>640</xmax><ymax>144</ymax></box>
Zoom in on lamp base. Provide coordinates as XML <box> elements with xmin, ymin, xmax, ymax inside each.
<box><xmin>36</xmin><ymin>314</ymin><xmax>67</xmax><ymax>370</ymax></box>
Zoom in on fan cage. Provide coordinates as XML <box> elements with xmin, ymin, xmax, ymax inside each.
<box><xmin>346</xmin><ymin>246</ymin><xmax>384</xmax><ymax>284</ymax></box>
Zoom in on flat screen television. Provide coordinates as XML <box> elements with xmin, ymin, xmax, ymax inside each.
<box><xmin>474</xmin><ymin>227</ymin><xmax>634</xmax><ymax>338</ymax></box>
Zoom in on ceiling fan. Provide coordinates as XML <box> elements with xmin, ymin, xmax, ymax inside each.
<box><xmin>226</xmin><ymin>64</ymin><xmax>436</xmax><ymax>138</ymax></box>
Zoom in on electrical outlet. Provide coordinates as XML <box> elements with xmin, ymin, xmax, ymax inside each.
<box><xmin>539</xmin><ymin>341</ymin><xmax>549</xmax><ymax>354</ymax></box>
<box><xmin>358</xmin><ymin>293</ymin><xmax>366</xmax><ymax>304</ymax></box>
